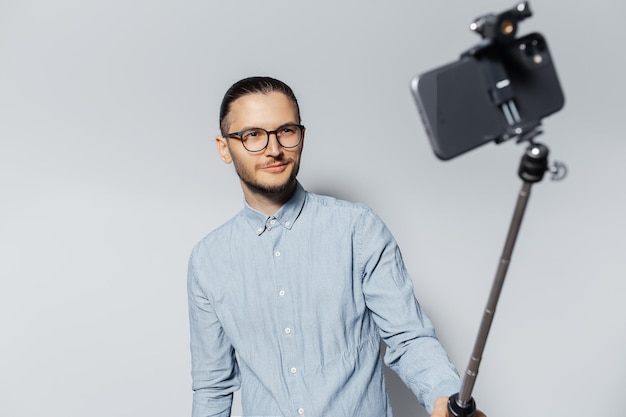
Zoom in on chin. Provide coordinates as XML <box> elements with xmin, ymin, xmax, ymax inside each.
<box><xmin>244</xmin><ymin>175</ymin><xmax>296</xmax><ymax>195</ymax></box>
<box><xmin>264</xmin><ymin>178</ymin><xmax>296</xmax><ymax>194</ymax></box>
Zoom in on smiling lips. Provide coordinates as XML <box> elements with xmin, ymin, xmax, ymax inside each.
<box><xmin>261</xmin><ymin>161</ymin><xmax>289</xmax><ymax>173</ymax></box>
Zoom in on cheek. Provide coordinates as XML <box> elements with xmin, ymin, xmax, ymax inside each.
<box><xmin>292</xmin><ymin>149</ymin><xmax>303</xmax><ymax>164</ymax></box>
<box><xmin>231</xmin><ymin>152</ymin><xmax>257</xmax><ymax>172</ymax></box>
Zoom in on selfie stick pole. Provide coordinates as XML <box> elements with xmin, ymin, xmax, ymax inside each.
<box><xmin>447</xmin><ymin>141</ymin><xmax>551</xmax><ymax>417</ymax></box>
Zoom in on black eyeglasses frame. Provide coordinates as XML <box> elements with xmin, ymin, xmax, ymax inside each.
<box><xmin>225</xmin><ymin>124</ymin><xmax>305</xmax><ymax>152</ymax></box>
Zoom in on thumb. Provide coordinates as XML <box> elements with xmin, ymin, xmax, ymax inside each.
<box><xmin>431</xmin><ymin>397</ymin><xmax>450</xmax><ymax>417</ymax></box>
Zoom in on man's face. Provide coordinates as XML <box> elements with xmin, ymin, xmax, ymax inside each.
<box><xmin>217</xmin><ymin>92</ymin><xmax>304</xmax><ymax>196</ymax></box>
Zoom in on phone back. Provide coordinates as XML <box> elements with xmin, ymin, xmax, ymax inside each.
<box><xmin>411</xmin><ymin>33</ymin><xmax>565</xmax><ymax>160</ymax></box>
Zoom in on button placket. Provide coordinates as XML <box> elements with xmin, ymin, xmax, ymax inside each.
<box><xmin>267</xmin><ymin>224</ymin><xmax>303</xmax><ymax>412</ymax></box>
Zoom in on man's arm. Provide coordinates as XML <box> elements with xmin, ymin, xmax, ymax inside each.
<box><xmin>356</xmin><ymin>209</ymin><xmax>461</xmax><ymax>415</ymax></box>
<box><xmin>188</xmin><ymin>254</ymin><xmax>240</xmax><ymax>417</ymax></box>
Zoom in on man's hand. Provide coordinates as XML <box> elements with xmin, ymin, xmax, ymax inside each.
<box><xmin>431</xmin><ymin>396</ymin><xmax>487</xmax><ymax>417</ymax></box>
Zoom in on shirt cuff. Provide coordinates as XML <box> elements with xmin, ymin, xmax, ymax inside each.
<box><xmin>426</xmin><ymin>380</ymin><xmax>462</xmax><ymax>414</ymax></box>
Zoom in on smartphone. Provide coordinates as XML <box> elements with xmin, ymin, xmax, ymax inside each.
<box><xmin>410</xmin><ymin>32</ymin><xmax>565</xmax><ymax>160</ymax></box>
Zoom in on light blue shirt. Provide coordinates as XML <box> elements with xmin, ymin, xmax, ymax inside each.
<box><xmin>187</xmin><ymin>182</ymin><xmax>460</xmax><ymax>417</ymax></box>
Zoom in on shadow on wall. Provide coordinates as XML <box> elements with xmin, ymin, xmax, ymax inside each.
<box><xmin>306</xmin><ymin>183</ymin><xmax>362</xmax><ymax>205</ymax></box>
<box><xmin>382</xmin><ymin>344</ymin><xmax>430</xmax><ymax>417</ymax></box>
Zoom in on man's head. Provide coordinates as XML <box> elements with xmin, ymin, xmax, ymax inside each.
<box><xmin>216</xmin><ymin>77</ymin><xmax>305</xmax><ymax>207</ymax></box>
<box><xmin>219</xmin><ymin>76</ymin><xmax>301</xmax><ymax>136</ymax></box>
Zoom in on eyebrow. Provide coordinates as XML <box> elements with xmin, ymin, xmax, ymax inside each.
<box><xmin>228</xmin><ymin>122</ymin><xmax>299</xmax><ymax>134</ymax></box>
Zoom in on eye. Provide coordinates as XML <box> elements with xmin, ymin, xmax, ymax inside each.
<box><xmin>279</xmin><ymin>125</ymin><xmax>297</xmax><ymax>134</ymax></box>
<box><xmin>242</xmin><ymin>128</ymin><xmax>262</xmax><ymax>140</ymax></box>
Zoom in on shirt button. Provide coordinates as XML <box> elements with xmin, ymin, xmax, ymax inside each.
<box><xmin>290</xmin><ymin>367</ymin><xmax>297</xmax><ymax>374</ymax></box>
<box><xmin>284</xmin><ymin>327</ymin><xmax>291</xmax><ymax>334</ymax></box>
<box><xmin>270</xmin><ymin>219</ymin><xmax>276</xmax><ymax>225</ymax></box>
<box><xmin>297</xmin><ymin>408</ymin><xmax>304</xmax><ymax>415</ymax></box>
<box><xmin>279</xmin><ymin>290</ymin><xmax>285</xmax><ymax>297</ymax></box>
<box><xmin>257</xmin><ymin>227</ymin><xmax>263</xmax><ymax>233</ymax></box>
<box><xmin>285</xmin><ymin>221</ymin><xmax>290</xmax><ymax>226</ymax></box>
<box><xmin>274</xmin><ymin>251</ymin><xmax>281</xmax><ymax>257</ymax></box>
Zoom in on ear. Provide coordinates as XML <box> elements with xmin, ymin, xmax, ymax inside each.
<box><xmin>216</xmin><ymin>135</ymin><xmax>233</xmax><ymax>164</ymax></box>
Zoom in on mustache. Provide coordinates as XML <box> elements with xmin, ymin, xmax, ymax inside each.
<box><xmin>260</xmin><ymin>158</ymin><xmax>293</xmax><ymax>169</ymax></box>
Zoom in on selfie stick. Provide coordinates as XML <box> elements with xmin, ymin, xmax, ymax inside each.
<box><xmin>447</xmin><ymin>140</ymin><xmax>554</xmax><ymax>417</ymax></box>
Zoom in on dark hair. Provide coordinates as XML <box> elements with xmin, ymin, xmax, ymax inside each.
<box><xmin>219</xmin><ymin>76</ymin><xmax>301</xmax><ymax>135</ymax></box>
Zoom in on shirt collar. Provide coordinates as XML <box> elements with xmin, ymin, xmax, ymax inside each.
<box><xmin>241</xmin><ymin>182</ymin><xmax>306</xmax><ymax>236</ymax></box>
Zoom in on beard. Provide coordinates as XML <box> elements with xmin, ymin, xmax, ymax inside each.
<box><xmin>233</xmin><ymin>157</ymin><xmax>300</xmax><ymax>195</ymax></box>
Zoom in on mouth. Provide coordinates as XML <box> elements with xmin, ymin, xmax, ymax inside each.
<box><xmin>261</xmin><ymin>162</ymin><xmax>289</xmax><ymax>173</ymax></box>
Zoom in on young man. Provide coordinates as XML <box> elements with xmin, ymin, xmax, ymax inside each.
<box><xmin>187</xmin><ymin>76</ymin><xmax>484</xmax><ymax>417</ymax></box>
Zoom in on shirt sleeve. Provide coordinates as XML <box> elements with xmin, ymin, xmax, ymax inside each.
<box><xmin>187</xmin><ymin>250</ymin><xmax>240</xmax><ymax>417</ymax></box>
<box><xmin>356</xmin><ymin>209</ymin><xmax>461</xmax><ymax>414</ymax></box>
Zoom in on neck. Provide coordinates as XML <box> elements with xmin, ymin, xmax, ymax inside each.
<box><xmin>241</xmin><ymin>180</ymin><xmax>297</xmax><ymax>215</ymax></box>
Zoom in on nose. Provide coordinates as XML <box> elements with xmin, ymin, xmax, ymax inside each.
<box><xmin>264</xmin><ymin>132</ymin><xmax>283</xmax><ymax>156</ymax></box>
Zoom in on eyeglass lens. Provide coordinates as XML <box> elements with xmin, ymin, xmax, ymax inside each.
<box><xmin>240</xmin><ymin>124</ymin><xmax>302</xmax><ymax>152</ymax></box>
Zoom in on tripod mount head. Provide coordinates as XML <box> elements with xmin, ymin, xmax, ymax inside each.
<box><xmin>470</xmin><ymin>1</ymin><xmax>532</xmax><ymax>44</ymax></box>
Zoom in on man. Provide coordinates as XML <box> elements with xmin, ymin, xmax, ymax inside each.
<box><xmin>188</xmin><ymin>76</ymin><xmax>485</xmax><ymax>417</ymax></box>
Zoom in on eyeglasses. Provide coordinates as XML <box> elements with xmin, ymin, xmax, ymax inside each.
<box><xmin>226</xmin><ymin>123</ymin><xmax>305</xmax><ymax>152</ymax></box>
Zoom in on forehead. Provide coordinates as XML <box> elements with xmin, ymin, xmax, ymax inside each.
<box><xmin>228</xmin><ymin>92</ymin><xmax>298</xmax><ymax>130</ymax></box>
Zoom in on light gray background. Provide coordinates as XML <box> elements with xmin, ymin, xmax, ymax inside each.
<box><xmin>1</xmin><ymin>1</ymin><xmax>624</xmax><ymax>416</ymax></box>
